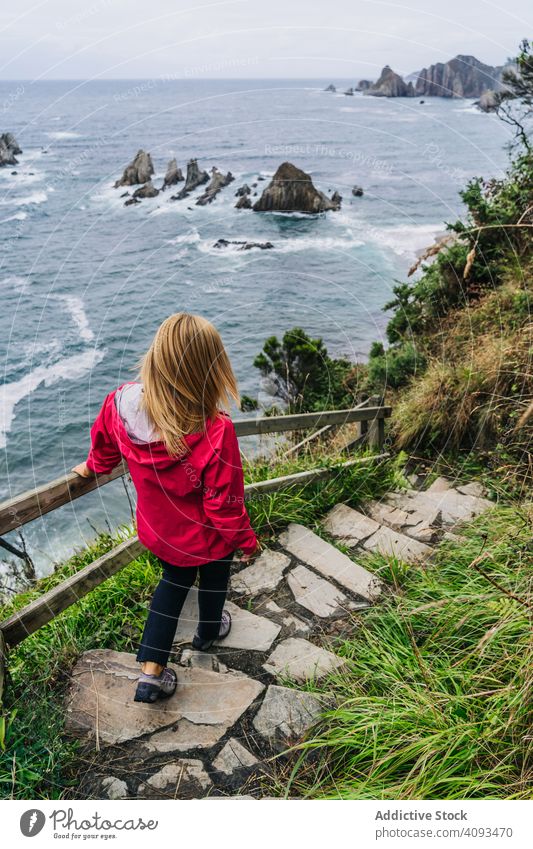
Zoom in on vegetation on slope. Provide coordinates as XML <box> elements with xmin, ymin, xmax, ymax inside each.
<box><xmin>271</xmin><ymin>504</ymin><xmax>533</xmax><ymax>800</ymax></box>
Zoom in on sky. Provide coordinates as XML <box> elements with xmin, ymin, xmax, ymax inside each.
<box><xmin>0</xmin><ymin>0</ymin><xmax>531</xmax><ymax>80</ymax></box>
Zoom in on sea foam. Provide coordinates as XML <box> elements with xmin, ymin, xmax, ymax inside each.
<box><xmin>0</xmin><ymin>348</ymin><xmax>104</xmax><ymax>449</ymax></box>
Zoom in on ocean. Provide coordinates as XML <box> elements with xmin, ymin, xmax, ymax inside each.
<box><xmin>0</xmin><ymin>78</ymin><xmax>511</xmax><ymax>577</ymax></box>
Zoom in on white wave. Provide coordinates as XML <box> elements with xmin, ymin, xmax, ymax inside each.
<box><xmin>276</xmin><ymin>234</ymin><xmax>364</xmax><ymax>254</ymax></box>
<box><xmin>45</xmin><ymin>131</ymin><xmax>82</xmax><ymax>140</ymax></box>
<box><xmin>0</xmin><ymin>211</ymin><xmax>27</xmax><ymax>224</ymax></box>
<box><xmin>52</xmin><ymin>294</ymin><xmax>94</xmax><ymax>342</ymax></box>
<box><xmin>168</xmin><ymin>229</ymin><xmax>201</xmax><ymax>246</ymax></box>
<box><xmin>0</xmin><ymin>168</ymin><xmax>44</xmax><ymax>187</ymax></box>
<box><xmin>197</xmin><ymin>230</ymin><xmax>362</xmax><ymax>256</ymax></box>
<box><xmin>0</xmin><ymin>348</ymin><xmax>105</xmax><ymax>449</ymax></box>
<box><xmin>369</xmin><ymin>223</ymin><xmax>445</xmax><ymax>257</ymax></box>
<box><xmin>0</xmin><ymin>191</ymin><xmax>47</xmax><ymax>207</ymax></box>
<box><xmin>0</xmin><ymin>274</ymin><xmax>31</xmax><ymax>292</ymax></box>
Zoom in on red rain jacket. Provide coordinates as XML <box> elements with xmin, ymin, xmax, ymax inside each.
<box><xmin>85</xmin><ymin>382</ymin><xmax>258</xmax><ymax>567</ymax></box>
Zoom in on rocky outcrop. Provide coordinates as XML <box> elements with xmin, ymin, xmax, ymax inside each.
<box><xmin>235</xmin><ymin>194</ymin><xmax>252</xmax><ymax>209</ymax></box>
<box><xmin>344</xmin><ymin>87</ymin><xmax>354</xmax><ymax>96</ymax></box>
<box><xmin>0</xmin><ymin>133</ymin><xmax>22</xmax><ymax>167</ymax></box>
<box><xmin>414</xmin><ymin>55</ymin><xmax>501</xmax><ymax>98</ymax></box>
<box><xmin>161</xmin><ymin>158</ymin><xmax>183</xmax><ymax>190</ymax></box>
<box><xmin>132</xmin><ymin>181</ymin><xmax>159</xmax><ymax>199</ymax></box>
<box><xmin>366</xmin><ymin>66</ymin><xmax>415</xmax><ymax>97</ymax></box>
<box><xmin>235</xmin><ymin>183</ymin><xmax>251</xmax><ymax>197</ymax></box>
<box><xmin>213</xmin><ymin>239</ymin><xmax>274</xmax><ymax>251</ymax></box>
<box><xmin>252</xmin><ymin>162</ymin><xmax>341</xmax><ymax>214</ymax></box>
<box><xmin>196</xmin><ymin>167</ymin><xmax>234</xmax><ymax>206</ymax></box>
<box><xmin>171</xmin><ymin>158</ymin><xmax>209</xmax><ymax>199</ymax></box>
<box><xmin>352</xmin><ymin>185</ymin><xmax>364</xmax><ymax>197</ymax></box>
<box><xmin>114</xmin><ymin>149</ymin><xmax>154</xmax><ymax>187</ymax></box>
<box><xmin>356</xmin><ymin>79</ymin><xmax>372</xmax><ymax>91</ymax></box>
<box><xmin>324</xmin><ymin>84</ymin><xmax>336</xmax><ymax>92</ymax></box>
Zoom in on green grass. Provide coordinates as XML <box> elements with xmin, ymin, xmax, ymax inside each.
<box><xmin>0</xmin><ymin>447</ymin><xmax>401</xmax><ymax>800</ymax></box>
<box><xmin>0</xmin><ymin>529</ymin><xmax>161</xmax><ymax>799</ymax></box>
<box><xmin>270</xmin><ymin>504</ymin><xmax>533</xmax><ymax>800</ymax></box>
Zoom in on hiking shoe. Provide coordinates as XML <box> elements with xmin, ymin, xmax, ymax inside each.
<box><xmin>192</xmin><ymin>609</ymin><xmax>232</xmax><ymax>651</ymax></box>
<box><xmin>134</xmin><ymin>666</ymin><xmax>177</xmax><ymax>703</ymax></box>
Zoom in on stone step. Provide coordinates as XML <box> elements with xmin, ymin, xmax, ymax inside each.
<box><xmin>173</xmin><ymin>587</ymin><xmax>281</xmax><ymax>652</ymax></box>
<box><xmin>252</xmin><ymin>684</ymin><xmax>324</xmax><ymax>752</ymax></box>
<box><xmin>231</xmin><ymin>549</ymin><xmax>290</xmax><ymax>596</ymax></box>
<box><xmin>64</xmin><ymin>649</ymin><xmax>264</xmax><ymax>751</ymax></box>
<box><xmin>322</xmin><ymin>503</ymin><xmax>380</xmax><ymax>546</ymax></box>
<box><xmin>385</xmin><ymin>487</ymin><xmax>493</xmax><ymax>526</ymax></box>
<box><xmin>279</xmin><ymin>523</ymin><xmax>382</xmax><ymax>602</ymax></box>
<box><xmin>213</xmin><ymin>738</ymin><xmax>259</xmax><ymax>776</ymax></box>
<box><xmin>362</xmin><ymin>523</ymin><xmax>433</xmax><ymax>561</ymax></box>
<box><xmin>362</xmin><ymin>500</ymin><xmax>442</xmax><ymax>544</ymax></box>
<box><xmin>263</xmin><ymin>637</ymin><xmax>345</xmax><ymax>683</ymax></box>
<box><xmin>287</xmin><ymin>564</ymin><xmax>355</xmax><ymax>618</ymax></box>
<box><xmin>138</xmin><ymin>760</ymin><xmax>211</xmax><ymax>799</ymax></box>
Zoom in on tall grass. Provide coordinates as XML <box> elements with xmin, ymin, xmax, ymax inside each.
<box><xmin>274</xmin><ymin>505</ymin><xmax>533</xmax><ymax>800</ymax></box>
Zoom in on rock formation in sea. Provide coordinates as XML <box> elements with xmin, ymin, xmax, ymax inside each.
<box><xmin>366</xmin><ymin>66</ymin><xmax>415</xmax><ymax>97</ymax></box>
<box><xmin>235</xmin><ymin>183</ymin><xmax>251</xmax><ymax>197</ymax></box>
<box><xmin>196</xmin><ymin>167</ymin><xmax>234</xmax><ymax>206</ymax></box>
<box><xmin>252</xmin><ymin>162</ymin><xmax>342</xmax><ymax>214</ymax></box>
<box><xmin>414</xmin><ymin>55</ymin><xmax>501</xmax><ymax>98</ymax></box>
<box><xmin>352</xmin><ymin>185</ymin><xmax>364</xmax><ymax>197</ymax></box>
<box><xmin>235</xmin><ymin>194</ymin><xmax>252</xmax><ymax>209</ymax></box>
<box><xmin>213</xmin><ymin>239</ymin><xmax>274</xmax><ymax>251</ymax></box>
<box><xmin>161</xmin><ymin>158</ymin><xmax>184</xmax><ymax>190</ymax></box>
<box><xmin>356</xmin><ymin>80</ymin><xmax>372</xmax><ymax>91</ymax></box>
<box><xmin>0</xmin><ymin>133</ymin><xmax>22</xmax><ymax>167</ymax></box>
<box><xmin>114</xmin><ymin>149</ymin><xmax>154</xmax><ymax>187</ymax></box>
<box><xmin>171</xmin><ymin>158</ymin><xmax>209</xmax><ymax>199</ymax></box>
<box><xmin>132</xmin><ymin>182</ymin><xmax>159</xmax><ymax>199</ymax></box>
<box><xmin>324</xmin><ymin>84</ymin><xmax>336</xmax><ymax>92</ymax></box>
<box><xmin>344</xmin><ymin>87</ymin><xmax>354</xmax><ymax>96</ymax></box>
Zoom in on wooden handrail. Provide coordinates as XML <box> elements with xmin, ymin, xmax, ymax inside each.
<box><xmin>0</xmin><ymin>452</ymin><xmax>390</xmax><ymax>648</ymax></box>
<box><xmin>0</xmin><ymin>406</ymin><xmax>390</xmax><ymax>536</ymax></box>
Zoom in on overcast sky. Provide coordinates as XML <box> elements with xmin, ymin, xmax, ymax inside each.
<box><xmin>1</xmin><ymin>0</ymin><xmax>531</xmax><ymax>80</ymax></box>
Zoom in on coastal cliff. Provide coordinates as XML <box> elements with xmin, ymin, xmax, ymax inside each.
<box><xmin>414</xmin><ymin>54</ymin><xmax>501</xmax><ymax>97</ymax></box>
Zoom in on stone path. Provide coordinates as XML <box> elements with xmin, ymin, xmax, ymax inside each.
<box><xmin>64</xmin><ymin>475</ymin><xmax>494</xmax><ymax>799</ymax></box>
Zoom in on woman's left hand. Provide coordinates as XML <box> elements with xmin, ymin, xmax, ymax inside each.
<box><xmin>71</xmin><ymin>461</ymin><xmax>93</xmax><ymax>478</ymax></box>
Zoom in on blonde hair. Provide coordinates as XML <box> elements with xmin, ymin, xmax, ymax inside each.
<box><xmin>138</xmin><ymin>313</ymin><xmax>240</xmax><ymax>456</ymax></box>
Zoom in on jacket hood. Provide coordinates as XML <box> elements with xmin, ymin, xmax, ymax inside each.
<box><xmin>113</xmin><ymin>382</ymin><xmax>216</xmax><ymax>469</ymax></box>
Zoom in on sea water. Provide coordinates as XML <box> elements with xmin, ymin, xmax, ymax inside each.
<box><xmin>0</xmin><ymin>78</ymin><xmax>510</xmax><ymax>575</ymax></box>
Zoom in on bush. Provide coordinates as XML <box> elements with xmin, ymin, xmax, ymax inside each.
<box><xmin>251</xmin><ymin>326</ymin><xmax>356</xmax><ymax>412</ymax></box>
<box><xmin>367</xmin><ymin>341</ymin><xmax>427</xmax><ymax>391</ymax></box>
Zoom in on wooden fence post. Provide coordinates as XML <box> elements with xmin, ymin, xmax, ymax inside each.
<box><xmin>368</xmin><ymin>394</ymin><xmax>385</xmax><ymax>449</ymax></box>
<box><xmin>0</xmin><ymin>630</ymin><xmax>6</xmax><ymax>708</ymax></box>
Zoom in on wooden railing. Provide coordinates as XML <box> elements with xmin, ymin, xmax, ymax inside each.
<box><xmin>0</xmin><ymin>400</ymin><xmax>391</xmax><ymax>700</ymax></box>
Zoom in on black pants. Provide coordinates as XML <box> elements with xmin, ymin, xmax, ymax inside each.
<box><xmin>135</xmin><ymin>552</ymin><xmax>234</xmax><ymax>667</ymax></box>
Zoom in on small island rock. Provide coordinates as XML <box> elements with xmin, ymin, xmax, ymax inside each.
<box><xmin>132</xmin><ymin>181</ymin><xmax>159</xmax><ymax>199</ymax></box>
<box><xmin>161</xmin><ymin>158</ymin><xmax>184</xmax><ymax>190</ymax></box>
<box><xmin>196</xmin><ymin>167</ymin><xmax>234</xmax><ymax>206</ymax></box>
<box><xmin>366</xmin><ymin>66</ymin><xmax>415</xmax><ymax>97</ymax></box>
<box><xmin>114</xmin><ymin>149</ymin><xmax>154</xmax><ymax>188</ymax></box>
<box><xmin>0</xmin><ymin>133</ymin><xmax>22</xmax><ymax>167</ymax></box>
<box><xmin>253</xmin><ymin>162</ymin><xmax>341</xmax><ymax>214</ymax></box>
<box><xmin>171</xmin><ymin>158</ymin><xmax>209</xmax><ymax>200</ymax></box>
<box><xmin>235</xmin><ymin>194</ymin><xmax>252</xmax><ymax>209</ymax></box>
